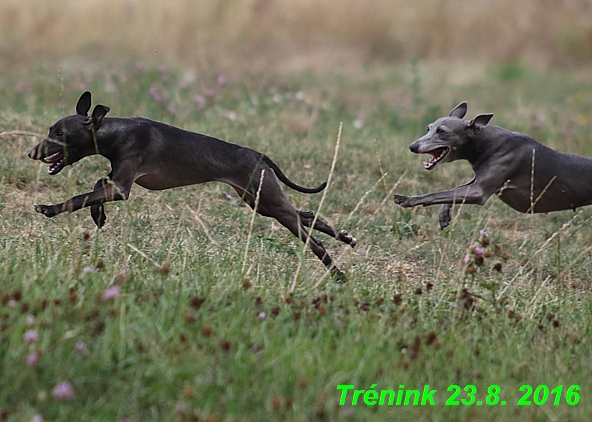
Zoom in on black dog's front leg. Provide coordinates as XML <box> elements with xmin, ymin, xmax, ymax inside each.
<box><xmin>89</xmin><ymin>171</ymin><xmax>114</xmax><ymax>228</ymax></box>
<box><xmin>90</xmin><ymin>177</ymin><xmax>111</xmax><ymax>228</ymax></box>
<box><xmin>34</xmin><ymin>182</ymin><xmax>130</xmax><ymax>220</ymax></box>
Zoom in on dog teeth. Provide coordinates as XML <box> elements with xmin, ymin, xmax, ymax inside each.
<box><xmin>48</xmin><ymin>157</ymin><xmax>65</xmax><ymax>174</ymax></box>
<box><xmin>423</xmin><ymin>148</ymin><xmax>448</xmax><ymax>170</ymax></box>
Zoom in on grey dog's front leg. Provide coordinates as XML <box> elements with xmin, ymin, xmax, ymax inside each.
<box><xmin>394</xmin><ymin>183</ymin><xmax>487</xmax><ymax>208</ymax></box>
<box><xmin>438</xmin><ymin>204</ymin><xmax>452</xmax><ymax>229</ymax></box>
<box><xmin>394</xmin><ymin>183</ymin><xmax>491</xmax><ymax>229</ymax></box>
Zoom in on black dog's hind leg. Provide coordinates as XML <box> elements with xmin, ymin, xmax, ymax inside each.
<box><xmin>297</xmin><ymin>211</ymin><xmax>357</xmax><ymax>247</ymax></box>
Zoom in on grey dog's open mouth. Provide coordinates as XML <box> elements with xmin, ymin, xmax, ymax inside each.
<box><xmin>41</xmin><ymin>152</ymin><xmax>65</xmax><ymax>175</ymax></box>
<box><xmin>423</xmin><ymin>147</ymin><xmax>449</xmax><ymax>170</ymax></box>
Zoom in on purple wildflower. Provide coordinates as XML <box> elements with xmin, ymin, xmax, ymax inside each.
<box><xmin>27</xmin><ymin>350</ymin><xmax>41</xmax><ymax>367</ymax></box>
<box><xmin>193</xmin><ymin>95</ymin><xmax>206</xmax><ymax>108</ymax></box>
<box><xmin>53</xmin><ymin>381</ymin><xmax>74</xmax><ymax>401</ymax></box>
<box><xmin>24</xmin><ymin>329</ymin><xmax>38</xmax><ymax>343</ymax></box>
<box><xmin>102</xmin><ymin>287</ymin><xmax>120</xmax><ymax>301</ymax></box>
<box><xmin>149</xmin><ymin>85</ymin><xmax>163</xmax><ymax>102</ymax></box>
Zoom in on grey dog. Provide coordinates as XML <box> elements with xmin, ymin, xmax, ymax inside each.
<box><xmin>28</xmin><ymin>91</ymin><xmax>356</xmax><ymax>279</ymax></box>
<box><xmin>394</xmin><ymin>101</ymin><xmax>592</xmax><ymax>229</ymax></box>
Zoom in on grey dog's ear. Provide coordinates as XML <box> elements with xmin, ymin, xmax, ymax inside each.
<box><xmin>76</xmin><ymin>91</ymin><xmax>92</xmax><ymax>116</ymax></box>
<box><xmin>449</xmin><ymin>102</ymin><xmax>467</xmax><ymax>119</ymax></box>
<box><xmin>468</xmin><ymin>113</ymin><xmax>494</xmax><ymax>129</ymax></box>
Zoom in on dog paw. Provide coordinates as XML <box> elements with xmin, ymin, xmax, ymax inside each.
<box><xmin>337</xmin><ymin>229</ymin><xmax>357</xmax><ymax>248</ymax></box>
<box><xmin>393</xmin><ymin>194</ymin><xmax>410</xmax><ymax>206</ymax></box>
<box><xmin>91</xmin><ymin>205</ymin><xmax>107</xmax><ymax>229</ymax></box>
<box><xmin>331</xmin><ymin>269</ymin><xmax>348</xmax><ymax>283</ymax></box>
<box><xmin>34</xmin><ymin>204</ymin><xmax>57</xmax><ymax>217</ymax></box>
<box><xmin>438</xmin><ymin>204</ymin><xmax>452</xmax><ymax>230</ymax></box>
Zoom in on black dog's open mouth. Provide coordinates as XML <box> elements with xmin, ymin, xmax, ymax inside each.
<box><xmin>423</xmin><ymin>147</ymin><xmax>449</xmax><ymax>170</ymax></box>
<box><xmin>41</xmin><ymin>152</ymin><xmax>65</xmax><ymax>175</ymax></box>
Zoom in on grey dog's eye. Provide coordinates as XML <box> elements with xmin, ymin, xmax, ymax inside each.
<box><xmin>436</xmin><ymin>127</ymin><xmax>445</xmax><ymax>134</ymax></box>
<box><xmin>426</xmin><ymin>126</ymin><xmax>429</xmax><ymax>132</ymax></box>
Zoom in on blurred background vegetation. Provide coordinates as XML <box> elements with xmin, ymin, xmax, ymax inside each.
<box><xmin>2</xmin><ymin>0</ymin><xmax>592</xmax><ymax>74</ymax></box>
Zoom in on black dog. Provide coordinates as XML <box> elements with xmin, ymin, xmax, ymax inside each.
<box><xmin>28</xmin><ymin>92</ymin><xmax>356</xmax><ymax>278</ymax></box>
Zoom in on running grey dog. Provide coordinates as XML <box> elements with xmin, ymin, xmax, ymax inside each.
<box><xmin>28</xmin><ymin>91</ymin><xmax>356</xmax><ymax>279</ymax></box>
<box><xmin>394</xmin><ymin>101</ymin><xmax>592</xmax><ymax>229</ymax></box>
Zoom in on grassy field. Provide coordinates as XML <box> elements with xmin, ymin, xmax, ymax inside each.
<box><xmin>1</xmin><ymin>61</ymin><xmax>592</xmax><ymax>421</ymax></box>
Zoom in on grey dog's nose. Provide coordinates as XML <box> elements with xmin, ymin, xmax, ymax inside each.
<box><xmin>409</xmin><ymin>143</ymin><xmax>419</xmax><ymax>153</ymax></box>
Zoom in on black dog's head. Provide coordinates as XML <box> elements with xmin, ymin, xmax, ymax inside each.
<box><xmin>408</xmin><ymin>102</ymin><xmax>494</xmax><ymax>170</ymax></box>
<box><xmin>28</xmin><ymin>91</ymin><xmax>110</xmax><ymax>175</ymax></box>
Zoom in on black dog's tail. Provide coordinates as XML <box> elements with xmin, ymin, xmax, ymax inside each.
<box><xmin>262</xmin><ymin>155</ymin><xmax>327</xmax><ymax>194</ymax></box>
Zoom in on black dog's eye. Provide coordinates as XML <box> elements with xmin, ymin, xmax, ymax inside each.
<box><xmin>56</xmin><ymin>131</ymin><xmax>63</xmax><ymax>137</ymax></box>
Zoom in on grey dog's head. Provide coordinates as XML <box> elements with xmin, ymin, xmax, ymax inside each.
<box><xmin>409</xmin><ymin>102</ymin><xmax>493</xmax><ymax>170</ymax></box>
<box><xmin>27</xmin><ymin>91</ymin><xmax>110</xmax><ymax>175</ymax></box>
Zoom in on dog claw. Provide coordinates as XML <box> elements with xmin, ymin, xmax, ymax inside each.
<box><xmin>337</xmin><ymin>229</ymin><xmax>357</xmax><ymax>248</ymax></box>
<box><xmin>34</xmin><ymin>204</ymin><xmax>53</xmax><ymax>217</ymax></box>
<box><xmin>331</xmin><ymin>269</ymin><xmax>348</xmax><ymax>283</ymax></box>
<box><xmin>91</xmin><ymin>205</ymin><xmax>107</xmax><ymax>228</ymax></box>
<box><xmin>393</xmin><ymin>194</ymin><xmax>409</xmax><ymax>206</ymax></box>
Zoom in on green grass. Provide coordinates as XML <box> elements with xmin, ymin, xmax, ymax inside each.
<box><xmin>1</xmin><ymin>62</ymin><xmax>592</xmax><ymax>421</ymax></box>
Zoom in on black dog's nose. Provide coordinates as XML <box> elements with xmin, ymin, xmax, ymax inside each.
<box><xmin>27</xmin><ymin>148</ymin><xmax>39</xmax><ymax>159</ymax></box>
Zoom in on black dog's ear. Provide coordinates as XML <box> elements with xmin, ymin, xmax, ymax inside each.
<box><xmin>468</xmin><ymin>113</ymin><xmax>493</xmax><ymax>129</ymax></box>
<box><xmin>90</xmin><ymin>105</ymin><xmax>110</xmax><ymax>130</ymax></box>
<box><xmin>76</xmin><ymin>91</ymin><xmax>92</xmax><ymax>116</ymax></box>
<box><xmin>449</xmin><ymin>102</ymin><xmax>467</xmax><ymax>119</ymax></box>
